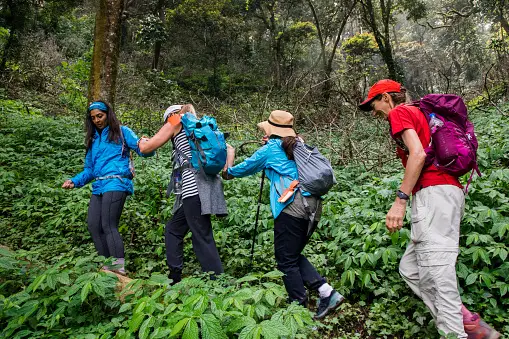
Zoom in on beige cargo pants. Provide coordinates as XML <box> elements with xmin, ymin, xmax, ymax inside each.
<box><xmin>399</xmin><ymin>185</ymin><xmax>467</xmax><ymax>338</ymax></box>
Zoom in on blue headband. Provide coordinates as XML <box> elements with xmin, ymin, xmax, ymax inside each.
<box><xmin>88</xmin><ymin>101</ymin><xmax>108</xmax><ymax>112</ymax></box>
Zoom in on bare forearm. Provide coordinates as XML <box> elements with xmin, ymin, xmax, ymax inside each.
<box><xmin>139</xmin><ymin>124</ymin><xmax>175</xmax><ymax>154</ymax></box>
<box><xmin>139</xmin><ymin>138</ymin><xmax>158</xmax><ymax>154</ymax></box>
<box><xmin>400</xmin><ymin>151</ymin><xmax>426</xmax><ymax>195</ymax></box>
<box><xmin>222</xmin><ymin>145</ymin><xmax>236</xmax><ymax>180</ymax></box>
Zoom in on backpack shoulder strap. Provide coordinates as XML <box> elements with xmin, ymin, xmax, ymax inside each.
<box><xmin>120</xmin><ymin>126</ymin><xmax>127</xmax><ymax>155</ymax></box>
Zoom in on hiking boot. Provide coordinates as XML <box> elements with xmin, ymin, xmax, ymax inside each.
<box><xmin>168</xmin><ymin>270</ymin><xmax>182</xmax><ymax>285</ymax></box>
<box><xmin>314</xmin><ymin>289</ymin><xmax>344</xmax><ymax>320</ymax></box>
<box><xmin>464</xmin><ymin>313</ymin><xmax>501</xmax><ymax>339</ymax></box>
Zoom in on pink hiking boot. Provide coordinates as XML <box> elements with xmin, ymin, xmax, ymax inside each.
<box><xmin>464</xmin><ymin>313</ymin><xmax>501</xmax><ymax>339</ymax></box>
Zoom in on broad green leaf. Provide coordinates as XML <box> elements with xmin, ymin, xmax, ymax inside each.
<box><xmin>226</xmin><ymin>316</ymin><xmax>256</xmax><ymax>333</ymax></box>
<box><xmin>29</xmin><ymin>274</ymin><xmax>47</xmax><ymax>292</ymax></box>
<box><xmin>46</xmin><ymin>273</ymin><xmax>57</xmax><ymax>289</ymax></box>
<box><xmin>135</xmin><ymin>301</ymin><xmax>147</xmax><ymax>314</ymax></box>
<box><xmin>129</xmin><ymin>313</ymin><xmax>145</xmax><ymax>332</ymax></box>
<box><xmin>81</xmin><ymin>282</ymin><xmax>92</xmax><ymax>303</ymax></box>
<box><xmin>92</xmin><ymin>281</ymin><xmax>106</xmax><ymax>298</ymax></box>
<box><xmin>139</xmin><ymin>316</ymin><xmax>154</xmax><ymax>339</ymax></box>
<box><xmin>200</xmin><ymin>313</ymin><xmax>227</xmax><ymax>339</ymax></box>
<box><xmin>238</xmin><ymin>324</ymin><xmax>256</xmax><ymax>339</ymax></box>
<box><xmin>56</xmin><ymin>271</ymin><xmax>70</xmax><ymax>285</ymax></box>
<box><xmin>499</xmin><ymin>248</ymin><xmax>508</xmax><ymax>261</ymax></box>
<box><xmin>119</xmin><ymin>303</ymin><xmax>132</xmax><ymax>313</ymax></box>
<box><xmin>236</xmin><ymin>275</ymin><xmax>258</xmax><ymax>283</ymax></box>
<box><xmin>252</xmin><ymin>289</ymin><xmax>264</xmax><ymax>303</ymax></box>
<box><xmin>163</xmin><ymin>303</ymin><xmax>177</xmax><ymax>316</ymax></box>
<box><xmin>147</xmin><ymin>274</ymin><xmax>171</xmax><ymax>286</ymax></box>
<box><xmin>260</xmin><ymin>320</ymin><xmax>290</xmax><ymax>338</ymax></box>
<box><xmin>262</xmin><ymin>270</ymin><xmax>284</xmax><ymax>279</ymax></box>
<box><xmin>150</xmin><ymin>328</ymin><xmax>172</xmax><ymax>339</ymax></box>
<box><xmin>170</xmin><ymin>318</ymin><xmax>189</xmax><ymax>337</ymax></box>
<box><xmin>182</xmin><ymin>318</ymin><xmax>199</xmax><ymax>339</ymax></box>
<box><xmin>264</xmin><ymin>290</ymin><xmax>276</xmax><ymax>306</ymax></box>
<box><xmin>465</xmin><ymin>273</ymin><xmax>478</xmax><ymax>285</ymax></box>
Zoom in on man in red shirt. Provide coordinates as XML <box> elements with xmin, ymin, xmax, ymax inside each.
<box><xmin>359</xmin><ymin>79</ymin><xmax>500</xmax><ymax>339</ymax></box>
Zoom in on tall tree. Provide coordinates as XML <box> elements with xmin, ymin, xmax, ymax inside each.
<box><xmin>359</xmin><ymin>0</ymin><xmax>400</xmax><ymax>81</ymax></box>
<box><xmin>152</xmin><ymin>0</ymin><xmax>167</xmax><ymax>70</ymax></box>
<box><xmin>307</xmin><ymin>0</ymin><xmax>357</xmax><ymax>100</ymax></box>
<box><xmin>359</xmin><ymin>0</ymin><xmax>426</xmax><ymax>81</ymax></box>
<box><xmin>248</xmin><ymin>0</ymin><xmax>310</xmax><ymax>88</ymax></box>
<box><xmin>0</xmin><ymin>0</ymin><xmax>81</xmax><ymax>73</ymax></box>
<box><xmin>88</xmin><ymin>0</ymin><xmax>124</xmax><ymax>105</ymax></box>
<box><xmin>0</xmin><ymin>0</ymin><xmax>33</xmax><ymax>72</ymax></box>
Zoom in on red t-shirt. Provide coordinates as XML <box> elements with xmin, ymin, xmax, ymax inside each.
<box><xmin>388</xmin><ymin>105</ymin><xmax>462</xmax><ymax>194</ymax></box>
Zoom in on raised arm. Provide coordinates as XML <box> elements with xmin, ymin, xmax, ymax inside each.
<box><xmin>138</xmin><ymin>122</ymin><xmax>180</xmax><ymax>154</ymax></box>
<box><xmin>226</xmin><ymin>145</ymin><xmax>269</xmax><ymax>178</ymax></box>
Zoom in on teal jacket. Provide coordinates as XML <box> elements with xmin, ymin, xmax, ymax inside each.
<box><xmin>227</xmin><ymin>138</ymin><xmax>309</xmax><ymax>219</ymax></box>
<box><xmin>71</xmin><ymin>126</ymin><xmax>153</xmax><ymax>195</ymax></box>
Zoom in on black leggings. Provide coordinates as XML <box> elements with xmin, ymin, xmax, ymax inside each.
<box><xmin>87</xmin><ymin>191</ymin><xmax>127</xmax><ymax>259</ymax></box>
<box><xmin>165</xmin><ymin>195</ymin><xmax>224</xmax><ymax>283</ymax></box>
<box><xmin>274</xmin><ymin>212</ymin><xmax>326</xmax><ymax>304</ymax></box>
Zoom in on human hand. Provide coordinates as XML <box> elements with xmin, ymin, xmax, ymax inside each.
<box><xmin>386</xmin><ymin>198</ymin><xmax>407</xmax><ymax>232</ymax></box>
<box><xmin>138</xmin><ymin>136</ymin><xmax>150</xmax><ymax>144</ymax></box>
<box><xmin>62</xmin><ymin>179</ymin><xmax>75</xmax><ymax>189</ymax></box>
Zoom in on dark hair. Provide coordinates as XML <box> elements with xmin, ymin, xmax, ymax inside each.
<box><xmin>85</xmin><ymin>100</ymin><xmax>121</xmax><ymax>150</ymax></box>
<box><xmin>282</xmin><ymin>136</ymin><xmax>297</xmax><ymax>160</ymax></box>
<box><xmin>372</xmin><ymin>86</ymin><xmax>409</xmax><ymax>107</ymax></box>
<box><xmin>389</xmin><ymin>86</ymin><xmax>409</xmax><ymax>105</ymax></box>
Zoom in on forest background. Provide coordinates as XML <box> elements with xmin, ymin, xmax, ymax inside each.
<box><xmin>0</xmin><ymin>0</ymin><xmax>508</xmax><ymax>338</ymax></box>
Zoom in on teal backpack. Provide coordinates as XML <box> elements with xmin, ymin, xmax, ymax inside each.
<box><xmin>180</xmin><ymin>112</ymin><xmax>227</xmax><ymax>175</ymax></box>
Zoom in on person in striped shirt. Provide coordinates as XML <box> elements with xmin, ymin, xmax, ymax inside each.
<box><xmin>139</xmin><ymin>104</ymin><xmax>224</xmax><ymax>283</ymax></box>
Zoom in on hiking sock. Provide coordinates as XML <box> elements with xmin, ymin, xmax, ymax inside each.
<box><xmin>461</xmin><ymin>304</ymin><xmax>475</xmax><ymax>322</ymax></box>
<box><xmin>318</xmin><ymin>283</ymin><xmax>333</xmax><ymax>298</ymax></box>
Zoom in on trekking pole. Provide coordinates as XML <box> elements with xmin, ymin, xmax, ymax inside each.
<box><xmin>249</xmin><ymin>170</ymin><xmax>265</xmax><ymax>269</ymax></box>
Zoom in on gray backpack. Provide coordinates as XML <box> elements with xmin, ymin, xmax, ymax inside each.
<box><xmin>293</xmin><ymin>141</ymin><xmax>336</xmax><ymax>196</ymax></box>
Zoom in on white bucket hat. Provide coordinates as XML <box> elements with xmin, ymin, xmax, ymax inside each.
<box><xmin>163</xmin><ymin>105</ymin><xmax>183</xmax><ymax>123</ymax></box>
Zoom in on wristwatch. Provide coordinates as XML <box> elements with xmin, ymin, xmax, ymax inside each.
<box><xmin>396</xmin><ymin>190</ymin><xmax>410</xmax><ymax>201</ymax></box>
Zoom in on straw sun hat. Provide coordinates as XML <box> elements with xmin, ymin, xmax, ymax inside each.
<box><xmin>257</xmin><ymin>110</ymin><xmax>297</xmax><ymax>138</ymax></box>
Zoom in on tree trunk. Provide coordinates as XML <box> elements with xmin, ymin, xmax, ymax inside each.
<box><xmin>381</xmin><ymin>36</ymin><xmax>399</xmax><ymax>81</ymax></box>
<box><xmin>152</xmin><ymin>0</ymin><xmax>166</xmax><ymax>70</ymax></box>
<box><xmin>152</xmin><ymin>41</ymin><xmax>162</xmax><ymax>70</ymax></box>
<box><xmin>362</xmin><ymin>0</ymin><xmax>401</xmax><ymax>82</ymax></box>
<box><xmin>500</xmin><ymin>14</ymin><xmax>509</xmax><ymax>36</ymax></box>
<box><xmin>88</xmin><ymin>0</ymin><xmax>125</xmax><ymax>106</ymax></box>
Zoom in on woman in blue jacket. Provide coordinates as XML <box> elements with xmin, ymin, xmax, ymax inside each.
<box><xmin>223</xmin><ymin>110</ymin><xmax>344</xmax><ymax>319</ymax></box>
<box><xmin>62</xmin><ymin>101</ymin><xmax>153</xmax><ymax>275</ymax></box>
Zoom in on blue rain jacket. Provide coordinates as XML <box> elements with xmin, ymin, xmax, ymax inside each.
<box><xmin>227</xmin><ymin>138</ymin><xmax>310</xmax><ymax>219</ymax></box>
<box><xmin>71</xmin><ymin>126</ymin><xmax>154</xmax><ymax>195</ymax></box>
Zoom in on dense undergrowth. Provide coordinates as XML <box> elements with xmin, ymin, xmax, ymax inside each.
<box><xmin>0</xmin><ymin>98</ymin><xmax>508</xmax><ymax>338</ymax></box>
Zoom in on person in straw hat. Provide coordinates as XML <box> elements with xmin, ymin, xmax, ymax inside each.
<box><xmin>222</xmin><ymin>110</ymin><xmax>345</xmax><ymax>319</ymax></box>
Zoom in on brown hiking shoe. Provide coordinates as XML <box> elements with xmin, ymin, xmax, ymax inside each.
<box><xmin>464</xmin><ymin>313</ymin><xmax>501</xmax><ymax>339</ymax></box>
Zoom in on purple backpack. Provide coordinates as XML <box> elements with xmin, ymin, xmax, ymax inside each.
<box><xmin>417</xmin><ymin>94</ymin><xmax>481</xmax><ymax>189</ymax></box>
